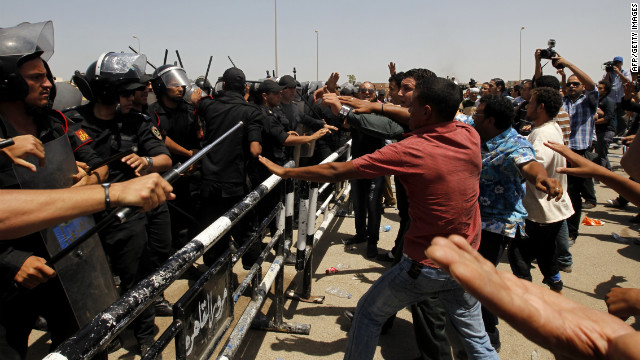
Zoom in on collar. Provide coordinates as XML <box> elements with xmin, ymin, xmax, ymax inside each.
<box><xmin>484</xmin><ymin>127</ymin><xmax>516</xmax><ymax>152</ymax></box>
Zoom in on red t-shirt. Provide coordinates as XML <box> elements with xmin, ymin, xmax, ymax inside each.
<box><xmin>352</xmin><ymin>121</ymin><xmax>482</xmax><ymax>267</ymax></box>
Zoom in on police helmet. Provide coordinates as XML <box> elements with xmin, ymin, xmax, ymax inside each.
<box><xmin>195</xmin><ymin>75</ymin><xmax>212</xmax><ymax>95</ymax></box>
<box><xmin>151</xmin><ymin>64</ymin><xmax>189</xmax><ymax>97</ymax></box>
<box><xmin>0</xmin><ymin>21</ymin><xmax>55</xmax><ymax>102</ymax></box>
<box><xmin>73</xmin><ymin>52</ymin><xmax>146</xmax><ymax>104</ymax></box>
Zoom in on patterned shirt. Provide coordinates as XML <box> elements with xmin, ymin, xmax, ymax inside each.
<box><xmin>456</xmin><ymin>114</ymin><xmax>536</xmax><ymax>237</ymax></box>
<box><xmin>562</xmin><ymin>88</ymin><xmax>598</xmax><ymax>151</ymax></box>
<box><xmin>603</xmin><ymin>68</ymin><xmax>631</xmax><ymax>103</ymax></box>
<box><xmin>554</xmin><ymin>108</ymin><xmax>571</xmax><ymax>145</ymax></box>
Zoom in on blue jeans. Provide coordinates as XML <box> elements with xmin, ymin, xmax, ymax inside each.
<box><xmin>555</xmin><ymin>220</ymin><xmax>573</xmax><ymax>267</ymax></box>
<box><xmin>344</xmin><ymin>256</ymin><xmax>498</xmax><ymax>360</ymax></box>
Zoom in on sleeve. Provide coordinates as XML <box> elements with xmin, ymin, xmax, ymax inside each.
<box><xmin>268</xmin><ymin>116</ymin><xmax>290</xmax><ymax>146</ymax></box>
<box><xmin>137</xmin><ymin>120</ymin><xmax>171</xmax><ymax>157</ymax></box>
<box><xmin>586</xmin><ymin>88</ymin><xmax>600</xmax><ymax>111</ymax></box>
<box><xmin>0</xmin><ymin>244</ymin><xmax>32</xmax><ymax>285</ymax></box>
<box><xmin>352</xmin><ymin>142</ymin><xmax>406</xmax><ymax>178</ymax></box>
<box><xmin>511</xmin><ymin>141</ymin><xmax>537</xmax><ymax>167</ymax></box>
<box><xmin>621</xmin><ymin>98</ymin><xmax>640</xmax><ymax>113</ymax></box>
<box><xmin>66</xmin><ymin>123</ymin><xmax>103</xmax><ymax>168</ymax></box>
<box><xmin>246</xmin><ymin>107</ymin><xmax>264</xmax><ymax>144</ymax></box>
<box><xmin>346</xmin><ymin>112</ymin><xmax>407</xmax><ymax>140</ymax></box>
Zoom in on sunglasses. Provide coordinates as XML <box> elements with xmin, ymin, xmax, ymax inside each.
<box><xmin>566</xmin><ymin>82</ymin><xmax>582</xmax><ymax>87</ymax></box>
<box><xmin>360</xmin><ymin>88</ymin><xmax>375</xmax><ymax>93</ymax></box>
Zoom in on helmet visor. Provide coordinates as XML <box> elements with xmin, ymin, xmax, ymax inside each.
<box><xmin>0</xmin><ymin>21</ymin><xmax>54</xmax><ymax>61</ymax></box>
<box><xmin>159</xmin><ymin>68</ymin><xmax>190</xmax><ymax>89</ymax></box>
<box><xmin>99</xmin><ymin>52</ymin><xmax>147</xmax><ymax>80</ymax></box>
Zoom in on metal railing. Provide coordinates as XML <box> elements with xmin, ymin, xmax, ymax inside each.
<box><xmin>45</xmin><ymin>140</ymin><xmax>353</xmax><ymax>360</ymax></box>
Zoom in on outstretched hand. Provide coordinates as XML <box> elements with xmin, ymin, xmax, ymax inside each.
<box><xmin>326</xmin><ymin>72</ymin><xmax>340</xmax><ymax>93</ymax></box>
<box><xmin>388</xmin><ymin>62</ymin><xmax>396</xmax><ymax>75</ymax></box>
<box><xmin>338</xmin><ymin>96</ymin><xmax>374</xmax><ymax>114</ymax></box>
<box><xmin>258</xmin><ymin>155</ymin><xmax>288</xmax><ymax>179</ymax></box>
<box><xmin>425</xmin><ymin>234</ymin><xmax>636</xmax><ymax>359</ymax></box>
<box><xmin>544</xmin><ymin>141</ymin><xmax>608</xmax><ymax>179</ymax></box>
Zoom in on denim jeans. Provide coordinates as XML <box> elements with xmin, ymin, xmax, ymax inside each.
<box><xmin>344</xmin><ymin>256</ymin><xmax>498</xmax><ymax>360</ymax></box>
<box><xmin>555</xmin><ymin>220</ymin><xmax>573</xmax><ymax>267</ymax></box>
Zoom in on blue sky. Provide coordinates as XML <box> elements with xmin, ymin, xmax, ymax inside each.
<box><xmin>1</xmin><ymin>0</ymin><xmax>632</xmax><ymax>85</ymax></box>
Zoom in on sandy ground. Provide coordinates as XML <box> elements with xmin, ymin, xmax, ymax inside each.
<box><xmin>29</xmin><ymin>146</ymin><xmax>640</xmax><ymax>360</ymax></box>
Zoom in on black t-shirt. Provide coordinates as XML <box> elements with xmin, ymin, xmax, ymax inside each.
<box><xmin>147</xmin><ymin>101</ymin><xmax>201</xmax><ymax>163</ymax></box>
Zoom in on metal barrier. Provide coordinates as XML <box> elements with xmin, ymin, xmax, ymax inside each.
<box><xmin>45</xmin><ymin>140</ymin><xmax>352</xmax><ymax>360</ymax></box>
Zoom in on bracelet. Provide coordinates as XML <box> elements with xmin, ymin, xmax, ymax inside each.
<box><xmin>102</xmin><ymin>183</ymin><xmax>111</xmax><ymax>212</ymax></box>
<box><xmin>144</xmin><ymin>156</ymin><xmax>153</xmax><ymax>170</ymax></box>
<box><xmin>92</xmin><ymin>171</ymin><xmax>102</xmax><ymax>184</ymax></box>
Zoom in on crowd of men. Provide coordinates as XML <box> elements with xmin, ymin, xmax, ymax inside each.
<box><xmin>2</xmin><ymin>20</ymin><xmax>640</xmax><ymax>360</ymax></box>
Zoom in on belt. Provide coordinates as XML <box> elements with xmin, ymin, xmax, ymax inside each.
<box><xmin>404</xmin><ymin>254</ymin><xmax>424</xmax><ymax>279</ymax></box>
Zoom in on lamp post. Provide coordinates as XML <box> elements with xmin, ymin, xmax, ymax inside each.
<box><xmin>315</xmin><ymin>30</ymin><xmax>319</xmax><ymax>81</ymax></box>
<box><xmin>519</xmin><ymin>26</ymin><xmax>525</xmax><ymax>82</ymax></box>
<box><xmin>274</xmin><ymin>0</ymin><xmax>278</xmax><ymax>77</ymax></box>
<box><xmin>132</xmin><ymin>35</ymin><xmax>140</xmax><ymax>53</ymax></box>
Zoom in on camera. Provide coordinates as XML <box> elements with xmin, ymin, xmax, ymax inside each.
<box><xmin>539</xmin><ymin>39</ymin><xmax>564</xmax><ymax>69</ymax></box>
<box><xmin>603</xmin><ymin>61</ymin><xmax>616</xmax><ymax>72</ymax></box>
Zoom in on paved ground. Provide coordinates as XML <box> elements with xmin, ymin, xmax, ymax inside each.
<box><xmin>30</xmin><ymin>147</ymin><xmax>640</xmax><ymax>359</ymax></box>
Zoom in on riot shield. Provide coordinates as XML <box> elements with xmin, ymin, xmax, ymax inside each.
<box><xmin>13</xmin><ymin>135</ymin><xmax>118</xmax><ymax>327</ymax></box>
<box><xmin>52</xmin><ymin>82</ymin><xmax>83</xmax><ymax>111</ymax></box>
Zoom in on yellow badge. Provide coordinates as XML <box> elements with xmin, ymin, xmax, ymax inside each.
<box><xmin>74</xmin><ymin>129</ymin><xmax>91</xmax><ymax>142</ymax></box>
<box><xmin>152</xmin><ymin>126</ymin><xmax>162</xmax><ymax>140</ymax></box>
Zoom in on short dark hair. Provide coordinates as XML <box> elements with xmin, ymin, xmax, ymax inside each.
<box><xmin>598</xmin><ymin>80</ymin><xmax>612</xmax><ymax>95</ymax></box>
<box><xmin>479</xmin><ymin>95</ymin><xmax>514</xmax><ymax>130</ymax></box>
<box><xmin>413</xmin><ymin>77</ymin><xmax>462</xmax><ymax>121</ymax></box>
<box><xmin>403</xmin><ymin>68</ymin><xmax>437</xmax><ymax>83</ymax></box>
<box><xmin>534</xmin><ymin>75</ymin><xmax>560</xmax><ymax>90</ymax></box>
<box><xmin>389</xmin><ymin>72</ymin><xmax>404</xmax><ymax>88</ymax></box>
<box><xmin>531</xmin><ymin>87</ymin><xmax>562</xmax><ymax>119</ymax></box>
<box><xmin>491</xmin><ymin>78</ymin><xmax>505</xmax><ymax>91</ymax></box>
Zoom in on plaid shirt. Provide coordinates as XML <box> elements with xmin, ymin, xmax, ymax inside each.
<box><xmin>563</xmin><ymin>88</ymin><xmax>598</xmax><ymax>150</ymax></box>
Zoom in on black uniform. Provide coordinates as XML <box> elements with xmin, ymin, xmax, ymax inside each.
<box><xmin>63</xmin><ymin>103</ymin><xmax>170</xmax><ymax>345</ymax></box>
<box><xmin>147</xmin><ymin>101</ymin><xmax>202</xmax><ymax>248</ymax></box>
<box><xmin>0</xmin><ymin>111</ymin><xmax>102</xmax><ymax>360</ymax></box>
<box><xmin>192</xmin><ymin>93</ymin><xmax>263</xmax><ymax>269</ymax></box>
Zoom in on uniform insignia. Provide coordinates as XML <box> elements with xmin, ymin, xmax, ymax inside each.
<box><xmin>74</xmin><ymin>129</ymin><xmax>91</xmax><ymax>142</ymax></box>
<box><xmin>152</xmin><ymin>126</ymin><xmax>162</xmax><ymax>140</ymax></box>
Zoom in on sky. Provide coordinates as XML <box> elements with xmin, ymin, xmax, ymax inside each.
<box><xmin>1</xmin><ymin>0</ymin><xmax>634</xmax><ymax>86</ymax></box>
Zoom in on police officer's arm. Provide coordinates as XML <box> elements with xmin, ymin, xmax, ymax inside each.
<box><xmin>0</xmin><ymin>135</ymin><xmax>45</xmax><ymax>172</ymax></box>
<box><xmin>283</xmin><ymin>128</ymin><xmax>330</xmax><ymax>146</ymax></box>
<box><xmin>122</xmin><ymin>153</ymin><xmax>171</xmax><ymax>176</ymax></box>
<box><xmin>164</xmin><ymin>135</ymin><xmax>195</xmax><ymax>158</ymax></box>
<box><xmin>259</xmin><ymin>156</ymin><xmax>359</xmax><ymax>182</ymax></box>
<box><xmin>0</xmin><ymin>174</ymin><xmax>175</xmax><ymax>240</ymax></box>
<box><xmin>73</xmin><ymin>164</ymin><xmax>109</xmax><ymax>187</ymax></box>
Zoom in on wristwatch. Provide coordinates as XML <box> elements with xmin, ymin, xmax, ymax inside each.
<box><xmin>338</xmin><ymin>105</ymin><xmax>353</xmax><ymax>120</ymax></box>
<box><xmin>144</xmin><ymin>156</ymin><xmax>153</xmax><ymax>170</ymax></box>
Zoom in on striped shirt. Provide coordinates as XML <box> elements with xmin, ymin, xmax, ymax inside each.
<box><xmin>563</xmin><ymin>88</ymin><xmax>599</xmax><ymax>150</ymax></box>
<box><xmin>554</xmin><ymin>109</ymin><xmax>571</xmax><ymax>145</ymax></box>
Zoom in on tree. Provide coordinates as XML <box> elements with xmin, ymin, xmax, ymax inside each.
<box><xmin>347</xmin><ymin>74</ymin><xmax>356</xmax><ymax>85</ymax></box>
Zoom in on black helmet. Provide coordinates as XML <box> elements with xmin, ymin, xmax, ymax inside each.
<box><xmin>0</xmin><ymin>21</ymin><xmax>55</xmax><ymax>102</ymax></box>
<box><xmin>73</xmin><ymin>52</ymin><xmax>146</xmax><ymax>104</ymax></box>
<box><xmin>150</xmin><ymin>64</ymin><xmax>189</xmax><ymax>97</ymax></box>
<box><xmin>195</xmin><ymin>75</ymin><xmax>212</xmax><ymax>95</ymax></box>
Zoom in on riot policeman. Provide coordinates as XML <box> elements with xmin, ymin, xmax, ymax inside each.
<box><xmin>0</xmin><ymin>21</ymin><xmax>107</xmax><ymax>360</ymax></box>
<box><xmin>148</xmin><ymin>65</ymin><xmax>202</xmax><ymax>252</ymax></box>
<box><xmin>65</xmin><ymin>52</ymin><xmax>172</xmax><ymax>356</ymax></box>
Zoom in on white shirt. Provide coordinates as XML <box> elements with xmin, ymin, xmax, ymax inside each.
<box><xmin>522</xmin><ymin>120</ymin><xmax>574</xmax><ymax>223</ymax></box>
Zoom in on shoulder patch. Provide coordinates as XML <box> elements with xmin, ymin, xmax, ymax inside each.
<box><xmin>151</xmin><ymin>126</ymin><xmax>162</xmax><ymax>140</ymax></box>
<box><xmin>74</xmin><ymin>129</ymin><xmax>92</xmax><ymax>142</ymax></box>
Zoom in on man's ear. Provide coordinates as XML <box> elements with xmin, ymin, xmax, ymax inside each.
<box><xmin>423</xmin><ymin>104</ymin><xmax>432</xmax><ymax>117</ymax></box>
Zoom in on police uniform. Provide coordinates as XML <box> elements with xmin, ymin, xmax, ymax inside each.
<box><xmin>147</xmin><ymin>100</ymin><xmax>201</xmax><ymax>248</ymax></box>
<box><xmin>63</xmin><ymin>103</ymin><xmax>170</xmax><ymax>345</ymax></box>
<box><xmin>192</xmin><ymin>93</ymin><xmax>263</xmax><ymax>269</ymax></box>
<box><xmin>0</xmin><ymin>111</ymin><xmax>103</xmax><ymax>359</ymax></box>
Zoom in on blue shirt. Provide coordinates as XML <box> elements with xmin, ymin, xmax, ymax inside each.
<box><xmin>562</xmin><ymin>88</ymin><xmax>599</xmax><ymax>151</ymax></box>
<box><xmin>456</xmin><ymin>115</ymin><xmax>536</xmax><ymax>238</ymax></box>
<box><xmin>603</xmin><ymin>68</ymin><xmax>631</xmax><ymax>103</ymax></box>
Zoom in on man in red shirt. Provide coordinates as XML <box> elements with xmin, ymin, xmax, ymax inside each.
<box><xmin>259</xmin><ymin>77</ymin><xmax>497</xmax><ymax>359</ymax></box>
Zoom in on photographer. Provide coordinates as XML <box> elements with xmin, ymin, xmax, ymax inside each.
<box><xmin>603</xmin><ymin>56</ymin><xmax>631</xmax><ymax>135</ymax></box>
